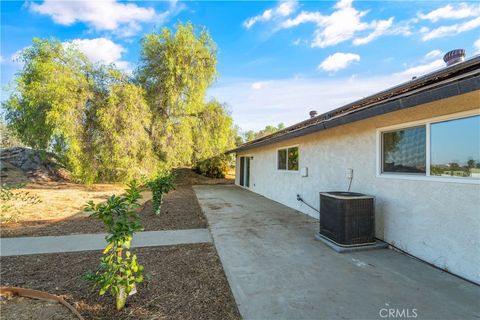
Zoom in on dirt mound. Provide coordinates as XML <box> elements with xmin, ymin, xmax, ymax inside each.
<box><xmin>173</xmin><ymin>167</ymin><xmax>234</xmax><ymax>185</ymax></box>
<box><xmin>0</xmin><ymin>147</ymin><xmax>71</xmax><ymax>184</ymax></box>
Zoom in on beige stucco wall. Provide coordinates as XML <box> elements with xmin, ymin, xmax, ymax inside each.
<box><xmin>236</xmin><ymin>91</ymin><xmax>480</xmax><ymax>283</ymax></box>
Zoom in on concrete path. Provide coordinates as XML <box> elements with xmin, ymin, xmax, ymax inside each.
<box><xmin>194</xmin><ymin>185</ymin><xmax>480</xmax><ymax>320</ymax></box>
<box><xmin>0</xmin><ymin>229</ymin><xmax>211</xmax><ymax>256</ymax></box>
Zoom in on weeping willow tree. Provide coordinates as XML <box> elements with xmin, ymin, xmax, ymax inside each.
<box><xmin>3</xmin><ymin>39</ymin><xmax>159</xmax><ymax>183</ymax></box>
<box><xmin>192</xmin><ymin>100</ymin><xmax>237</xmax><ymax>162</ymax></box>
<box><xmin>137</xmin><ymin>22</ymin><xmax>223</xmax><ymax>167</ymax></box>
<box><xmin>4</xmin><ymin>23</ymin><xmax>238</xmax><ymax>183</ymax></box>
<box><xmin>3</xmin><ymin>39</ymin><xmax>97</xmax><ymax>181</ymax></box>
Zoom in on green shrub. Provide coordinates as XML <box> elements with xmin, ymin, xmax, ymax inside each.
<box><xmin>84</xmin><ymin>180</ymin><xmax>145</xmax><ymax>310</ymax></box>
<box><xmin>147</xmin><ymin>172</ymin><xmax>175</xmax><ymax>215</ymax></box>
<box><xmin>194</xmin><ymin>155</ymin><xmax>229</xmax><ymax>178</ymax></box>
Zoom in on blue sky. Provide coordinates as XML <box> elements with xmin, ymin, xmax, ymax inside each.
<box><xmin>1</xmin><ymin>0</ymin><xmax>480</xmax><ymax>131</ymax></box>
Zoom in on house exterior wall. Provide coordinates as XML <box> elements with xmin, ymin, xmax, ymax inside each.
<box><xmin>235</xmin><ymin>91</ymin><xmax>480</xmax><ymax>284</ymax></box>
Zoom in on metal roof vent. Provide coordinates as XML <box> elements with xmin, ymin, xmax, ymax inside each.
<box><xmin>309</xmin><ymin>110</ymin><xmax>318</xmax><ymax>118</ymax></box>
<box><xmin>443</xmin><ymin>49</ymin><xmax>465</xmax><ymax>66</ymax></box>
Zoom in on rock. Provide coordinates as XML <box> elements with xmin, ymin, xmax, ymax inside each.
<box><xmin>0</xmin><ymin>147</ymin><xmax>71</xmax><ymax>183</ymax></box>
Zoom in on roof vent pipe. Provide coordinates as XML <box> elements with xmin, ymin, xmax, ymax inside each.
<box><xmin>309</xmin><ymin>110</ymin><xmax>318</xmax><ymax>118</ymax></box>
<box><xmin>443</xmin><ymin>49</ymin><xmax>465</xmax><ymax>66</ymax></box>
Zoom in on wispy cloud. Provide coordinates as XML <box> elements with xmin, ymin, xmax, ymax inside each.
<box><xmin>318</xmin><ymin>52</ymin><xmax>360</xmax><ymax>73</ymax></box>
<box><xmin>424</xmin><ymin>49</ymin><xmax>442</xmax><ymax>59</ymax></box>
<box><xmin>243</xmin><ymin>0</ymin><xmax>297</xmax><ymax>29</ymax></box>
<box><xmin>209</xmin><ymin>74</ymin><xmax>407</xmax><ymax>131</ymax></box>
<box><xmin>396</xmin><ymin>50</ymin><xmax>445</xmax><ymax>78</ymax></box>
<box><xmin>421</xmin><ymin>16</ymin><xmax>480</xmax><ymax>41</ymax></box>
<box><xmin>418</xmin><ymin>3</ymin><xmax>480</xmax><ymax>22</ymax></box>
<box><xmin>353</xmin><ymin>18</ymin><xmax>394</xmax><ymax>45</ymax></box>
<box><xmin>281</xmin><ymin>0</ymin><xmax>399</xmax><ymax>48</ymax></box>
<box><xmin>475</xmin><ymin>39</ymin><xmax>480</xmax><ymax>54</ymax></box>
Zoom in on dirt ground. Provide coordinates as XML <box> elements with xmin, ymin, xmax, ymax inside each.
<box><xmin>1</xmin><ymin>182</ymin><xmax>126</xmax><ymax>221</ymax></box>
<box><xmin>0</xmin><ymin>295</ymin><xmax>78</xmax><ymax>320</ymax></box>
<box><xmin>0</xmin><ymin>244</ymin><xmax>240</xmax><ymax>320</ymax></box>
<box><xmin>1</xmin><ymin>168</ymin><xmax>233</xmax><ymax>237</ymax></box>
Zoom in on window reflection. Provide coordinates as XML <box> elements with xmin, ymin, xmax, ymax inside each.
<box><xmin>277</xmin><ymin>149</ymin><xmax>287</xmax><ymax>170</ymax></box>
<box><xmin>288</xmin><ymin>147</ymin><xmax>299</xmax><ymax>170</ymax></box>
<box><xmin>430</xmin><ymin>115</ymin><xmax>480</xmax><ymax>178</ymax></box>
<box><xmin>382</xmin><ymin>126</ymin><xmax>426</xmax><ymax>174</ymax></box>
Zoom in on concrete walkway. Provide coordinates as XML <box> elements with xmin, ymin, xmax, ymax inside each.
<box><xmin>194</xmin><ymin>185</ymin><xmax>480</xmax><ymax>320</ymax></box>
<box><xmin>0</xmin><ymin>229</ymin><xmax>211</xmax><ymax>256</ymax></box>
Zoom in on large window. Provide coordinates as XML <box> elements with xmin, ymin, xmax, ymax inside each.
<box><xmin>379</xmin><ymin>113</ymin><xmax>480</xmax><ymax>180</ymax></box>
<box><xmin>278</xmin><ymin>146</ymin><xmax>299</xmax><ymax>171</ymax></box>
<box><xmin>430</xmin><ymin>115</ymin><xmax>480</xmax><ymax>178</ymax></box>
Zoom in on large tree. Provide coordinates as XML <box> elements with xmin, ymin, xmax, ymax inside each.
<box><xmin>4</xmin><ymin>38</ymin><xmax>95</xmax><ymax>181</ymax></box>
<box><xmin>3</xmin><ymin>39</ymin><xmax>159</xmax><ymax>183</ymax></box>
<box><xmin>137</xmin><ymin>22</ymin><xmax>218</xmax><ymax>166</ymax></box>
<box><xmin>4</xmin><ymin>23</ymin><xmax>238</xmax><ymax>183</ymax></box>
<box><xmin>192</xmin><ymin>100</ymin><xmax>237</xmax><ymax>162</ymax></box>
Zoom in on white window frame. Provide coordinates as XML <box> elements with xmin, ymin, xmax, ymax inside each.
<box><xmin>376</xmin><ymin>109</ymin><xmax>480</xmax><ymax>185</ymax></box>
<box><xmin>276</xmin><ymin>145</ymin><xmax>299</xmax><ymax>172</ymax></box>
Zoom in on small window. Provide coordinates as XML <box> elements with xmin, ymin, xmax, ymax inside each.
<box><xmin>278</xmin><ymin>146</ymin><xmax>299</xmax><ymax>171</ymax></box>
<box><xmin>382</xmin><ymin>126</ymin><xmax>426</xmax><ymax>174</ymax></box>
<box><xmin>277</xmin><ymin>149</ymin><xmax>287</xmax><ymax>170</ymax></box>
<box><xmin>430</xmin><ymin>115</ymin><xmax>480</xmax><ymax>178</ymax></box>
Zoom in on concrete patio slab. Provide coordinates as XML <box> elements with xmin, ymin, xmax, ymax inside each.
<box><xmin>194</xmin><ymin>185</ymin><xmax>480</xmax><ymax>320</ymax></box>
<box><xmin>0</xmin><ymin>229</ymin><xmax>212</xmax><ymax>256</ymax></box>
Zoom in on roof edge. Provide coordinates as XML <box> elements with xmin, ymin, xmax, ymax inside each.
<box><xmin>228</xmin><ymin>55</ymin><xmax>480</xmax><ymax>154</ymax></box>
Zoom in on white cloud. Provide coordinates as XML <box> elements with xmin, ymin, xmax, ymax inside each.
<box><xmin>318</xmin><ymin>52</ymin><xmax>360</xmax><ymax>73</ymax></box>
<box><xmin>421</xmin><ymin>16</ymin><xmax>480</xmax><ymax>41</ymax></box>
<box><xmin>475</xmin><ymin>39</ymin><xmax>480</xmax><ymax>54</ymax></box>
<box><xmin>251</xmin><ymin>81</ymin><xmax>272</xmax><ymax>90</ymax></box>
<box><xmin>244</xmin><ymin>0</ymin><xmax>297</xmax><ymax>29</ymax></box>
<box><xmin>209</xmin><ymin>74</ymin><xmax>408</xmax><ymax>131</ymax></box>
<box><xmin>29</xmin><ymin>0</ymin><xmax>156</xmax><ymax>36</ymax></box>
<box><xmin>395</xmin><ymin>49</ymin><xmax>447</xmax><ymax>78</ymax></box>
<box><xmin>353</xmin><ymin>18</ymin><xmax>394</xmax><ymax>45</ymax></box>
<box><xmin>418</xmin><ymin>3</ymin><xmax>480</xmax><ymax>22</ymax></box>
<box><xmin>424</xmin><ymin>49</ymin><xmax>442</xmax><ymax>59</ymax></box>
<box><xmin>0</xmin><ymin>55</ymin><xmax>4</xmax><ymax>64</ymax></box>
<box><xmin>65</xmin><ymin>38</ymin><xmax>130</xmax><ymax>71</ymax></box>
<box><xmin>10</xmin><ymin>49</ymin><xmax>24</xmax><ymax>64</ymax></box>
<box><xmin>6</xmin><ymin>38</ymin><xmax>130</xmax><ymax>72</ymax></box>
<box><xmin>396</xmin><ymin>59</ymin><xmax>444</xmax><ymax>78</ymax></box>
<box><xmin>280</xmin><ymin>0</ymin><xmax>395</xmax><ymax>48</ymax></box>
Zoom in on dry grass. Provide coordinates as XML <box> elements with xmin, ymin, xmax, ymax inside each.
<box><xmin>0</xmin><ymin>167</ymin><xmax>232</xmax><ymax>237</ymax></box>
<box><xmin>2</xmin><ymin>182</ymin><xmax>126</xmax><ymax>222</ymax></box>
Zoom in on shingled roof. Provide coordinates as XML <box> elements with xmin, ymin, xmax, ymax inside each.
<box><xmin>228</xmin><ymin>55</ymin><xmax>480</xmax><ymax>154</ymax></box>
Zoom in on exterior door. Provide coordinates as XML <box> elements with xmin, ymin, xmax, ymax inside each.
<box><xmin>239</xmin><ymin>156</ymin><xmax>250</xmax><ymax>188</ymax></box>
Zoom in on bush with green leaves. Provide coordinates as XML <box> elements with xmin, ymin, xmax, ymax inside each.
<box><xmin>84</xmin><ymin>180</ymin><xmax>145</xmax><ymax>310</ymax></box>
<box><xmin>147</xmin><ymin>172</ymin><xmax>175</xmax><ymax>215</ymax></box>
<box><xmin>0</xmin><ymin>183</ymin><xmax>41</xmax><ymax>223</ymax></box>
<box><xmin>194</xmin><ymin>155</ymin><xmax>229</xmax><ymax>178</ymax></box>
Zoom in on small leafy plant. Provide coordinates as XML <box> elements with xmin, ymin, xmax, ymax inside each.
<box><xmin>0</xmin><ymin>183</ymin><xmax>41</xmax><ymax>223</ymax></box>
<box><xmin>147</xmin><ymin>172</ymin><xmax>175</xmax><ymax>215</ymax></box>
<box><xmin>84</xmin><ymin>180</ymin><xmax>145</xmax><ymax>310</ymax></box>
